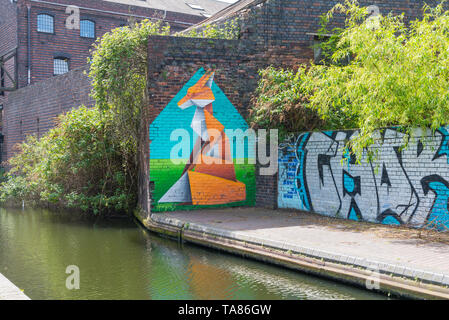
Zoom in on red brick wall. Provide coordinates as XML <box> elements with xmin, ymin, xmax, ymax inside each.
<box><xmin>1</xmin><ymin>0</ymin><xmax>206</xmax><ymax>164</ymax></box>
<box><xmin>0</xmin><ymin>0</ymin><xmax>17</xmax><ymax>58</ymax></box>
<box><xmin>0</xmin><ymin>0</ymin><xmax>206</xmax><ymax>163</ymax></box>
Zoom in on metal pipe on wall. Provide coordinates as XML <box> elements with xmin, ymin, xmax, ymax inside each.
<box><xmin>27</xmin><ymin>5</ymin><xmax>31</xmax><ymax>85</ymax></box>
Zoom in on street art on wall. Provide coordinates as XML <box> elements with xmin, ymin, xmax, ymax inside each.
<box><xmin>278</xmin><ymin>127</ymin><xmax>449</xmax><ymax>231</ymax></box>
<box><xmin>150</xmin><ymin>68</ymin><xmax>255</xmax><ymax>212</ymax></box>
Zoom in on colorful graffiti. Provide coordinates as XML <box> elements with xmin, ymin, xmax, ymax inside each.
<box><xmin>278</xmin><ymin>127</ymin><xmax>449</xmax><ymax>230</ymax></box>
<box><xmin>150</xmin><ymin>68</ymin><xmax>255</xmax><ymax>211</ymax></box>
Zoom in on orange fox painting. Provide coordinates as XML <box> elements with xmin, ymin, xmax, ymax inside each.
<box><xmin>149</xmin><ymin>68</ymin><xmax>255</xmax><ymax>211</ymax></box>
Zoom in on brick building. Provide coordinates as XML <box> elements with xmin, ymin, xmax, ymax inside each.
<box><xmin>0</xmin><ymin>0</ymin><xmax>231</xmax><ymax>161</ymax></box>
<box><xmin>0</xmin><ymin>0</ymin><xmax>230</xmax><ymax>91</ymax></box>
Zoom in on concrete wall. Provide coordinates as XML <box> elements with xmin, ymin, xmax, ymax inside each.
<box><xmin>3</xmin><ymin>66</ymin><xmax>93</xmax><ymax>161</ymax></box>
<box><xmin>278</xmin><ymin>127</ymin><xmax>449</xmax><ymax>230</ymax></box>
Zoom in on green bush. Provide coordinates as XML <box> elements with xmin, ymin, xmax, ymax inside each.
<box><xmin>249</xmin><ymin>67</ymin><xmax>325</xmax><ymax>138</ymax></box>
<box><xmin>180</xmin><ymin>19</ymin><xmax>240</xmax><ymax>39</ymax></box>
<box><xmin>1</xmin><ymin>106</ymin><xmax>136</xmax><ymax>215</ymax></box>
<box><xmin>305</xmin><ymin>0</ymin><xmax>449</xmax><ymax>157</ymax></box>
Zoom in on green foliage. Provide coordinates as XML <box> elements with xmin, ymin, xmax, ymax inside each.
<box><xmin>305</xmin><ymin>0</ymin><xmax>449</xmax><ymax>157</ymax></box>
<box><xmin>90</xmin><ymin>20</ymin><xmax>170</xmax><ymax>111</ymax></box>
<box><xmin>89</xmin><ymin>20</ymin><xmax>170</xmax><ymax>177</ymax></box>
<box><xmin>1</xmin><ymin>106</ymin><xmax>136</xmax><ymax>214</ymax></box>
<box><xmin>249</xmin><ymin>67</ymin><xmax>324</xmax><ymax>138</ymax></box>
<box><xmin>252</xmin><ymin>0</ymin><xmax>449</xmax><ymax>160</ymax></box>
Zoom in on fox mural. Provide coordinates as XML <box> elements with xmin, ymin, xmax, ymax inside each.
<box><xmin>149</xmin><ymin>68</ymin><xmax>255</xmax><ymax>211</ymax></box>
<box><xmin>159</xmin><ymin>70</ymin><xmax>245</xmax><ymax>205</ymax></box>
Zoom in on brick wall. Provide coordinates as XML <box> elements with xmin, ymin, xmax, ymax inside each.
<box><xmin>256</xmin><ymin>162</ymin><xmax>278</xmax><ymax>209</ymax></box>
<box><xmin>192</xmin><ymin>0</ymin><xmax>445</xmax><ymax>67</ymax></box>
<box><xmin>278</xmin><ymin>127</ymin><xmax>449</xmax><ymax>231</ymax></box>
<box><xmin>3</xmin><ymin>66</ymin><xmax>93</xmax><ymax>162</ymax></box>
<box><xmin>0</xmin><ymin>0</ymin><xmax>18</xmax><ymax>57</ymax></box>
<box><xmin>141</xmin><ymin>35</ymin><xmax>262</xmax><ymax>213</ymax></box>
<box><xmin>1</xmin><ymin>0</ymin><xmax>205</xmax><ymax>161</ymax></box>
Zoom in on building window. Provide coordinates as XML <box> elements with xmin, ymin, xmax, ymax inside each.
<box><xmin>80</xmin><ymin>20</ymin><xmax>95</xmax><ymax>38</ymax></box>
<box><xmin>54</xmin><ymin>57</ymin><xmax>69</xmax><ymax>75</ymax></box>
<box><xmin>37</xmin><ymin>14</ymin><xmax>54</xmax><ymax>33</ymax></box>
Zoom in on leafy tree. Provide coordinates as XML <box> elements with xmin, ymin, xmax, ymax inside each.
<box><xmin>88</xmin><ymin>21</ymin><xmax>170</xmax><ymax>211</ymax></box>
<box><xmin>304</xmin><ymin>0</ymin><xmax>449</xmax><ymax>158</ymax></box>
<box><xmin>252</xmin><ymin>0</ymin><xmax>449</xmax><ymax>161</ymax></box>
<box><xmin>249</xmin><ymin>67</ymin><xmax>324</xmax><ymax>138</ymax></box>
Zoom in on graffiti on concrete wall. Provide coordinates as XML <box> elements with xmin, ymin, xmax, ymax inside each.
<box><xmin>150</xmin><ymin>68</ymin><xmax>255</xmax><ymax>212</ymax></box>
<box><xmin>278</xmin><ymin>127</ymin><xmax>449</xmax><ymax>230</ymax></box>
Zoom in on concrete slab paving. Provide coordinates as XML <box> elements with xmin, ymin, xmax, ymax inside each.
<box><xmin>155</xmin><ymin>207</ymin><xmax>449</xmax><ymax>282</ymax></box>
<box><xmin>0</xmin><ymin>273</ymin><xmax>30</xmax><ymax>300</ymax></box>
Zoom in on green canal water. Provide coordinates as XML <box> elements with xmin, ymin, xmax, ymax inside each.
<box><xmin>0</xmin><ymin>208</ymin><xmax>388</xmax><ymax>300</ymax></box>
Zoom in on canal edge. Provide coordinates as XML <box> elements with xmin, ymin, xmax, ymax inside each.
<box><xmin>0</xmin><ymin>273</ymin><xmax>31</xmax><ymax>300</ymax></box>
<box><xmin>134</xmin><ymin>211</ymin><xmax>449</xmax><ymax>300</ymax></box>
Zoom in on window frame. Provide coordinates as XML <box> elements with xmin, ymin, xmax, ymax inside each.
<box><xmin>53</xmin><ymin>56</ymin><xmax>70</xmax><ymax>76</ymax></box>
<box><xmin>79</xmin><ymin>19</ymin><xmax>96</xmax><ymax>39</ymax></box>
<box><xmin>37</xmin><ymin>13</ymin><xmax>55</xmax><ymax>34</ymax></box>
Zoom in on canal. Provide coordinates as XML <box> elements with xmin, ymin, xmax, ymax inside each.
<box><xmin>0</xmin><ymin>208</ymin><xmax>388</xmax><ymax>300</ymax></box>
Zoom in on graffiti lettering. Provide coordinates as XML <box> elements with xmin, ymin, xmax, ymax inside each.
<box><xmin>279</xmin><ymin>127</ymin><xmax>449</xmax><ymax>230</ymax></box>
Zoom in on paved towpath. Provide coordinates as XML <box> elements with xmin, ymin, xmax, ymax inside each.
<box><xmin>156</xmin><ymin>207</ymin><xmax>449</xmax><ymax>285</ymax></box>
<box><xmin>0</xmin><ymin>272</ymin><xmax>30</xmax><ymax>300</ymax></box>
